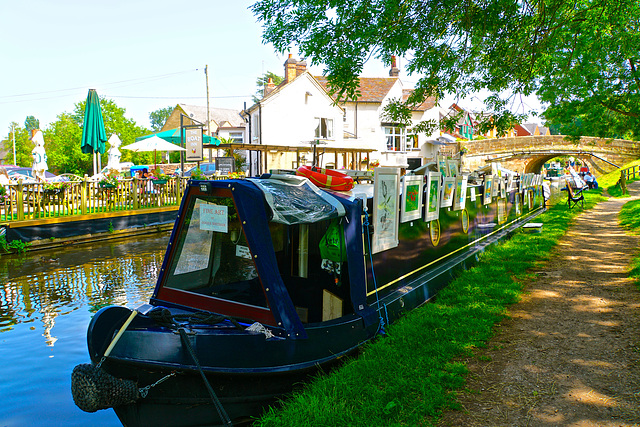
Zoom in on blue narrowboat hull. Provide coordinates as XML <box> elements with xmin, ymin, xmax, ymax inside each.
<box><xmin>75</xmin><ymin>174</ymin><xmax>544</xmax><ymax>426</ymax></box>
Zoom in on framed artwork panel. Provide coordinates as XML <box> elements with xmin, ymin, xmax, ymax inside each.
<box><xmin>372</xmin><ymin>167</ymin><xmax>400</xmax><ymax>253</ymax></box>
<box><xmin>441</xmin><ymin>176</ymin><xmax>456</xmax><ymax>208</ymax></box>
<box><xmin>484</xmin><ymin>175</ymin><xmax>493</xmax><ymax>205</ymax></box>
<box><xmin>424</xmin><ymin>172</ymin><xmax>441</xmax><ymax>222</ymax></box>
<box><xmin>492</xmin><ymin>175</ymin><xmax>499</xmax><ymax>197</ymax></box>
<box><xmin>437</xmin><ymin>154</ymin><xmax>449</xmax><ymax>177</ymax></box>
<box><xmin>453</xmin><ymin>175</ymin><xmax>468</xmax><ymax>211</ymax></box>
<box><xmin>400</xmin><ymin>174</ymin><xmax>423</xmax><ymax>223</ymax></box>
<box><xmin>447</xmin><ymin>159</ymin><xmax>458</xmax><ymax>177</ymax></box>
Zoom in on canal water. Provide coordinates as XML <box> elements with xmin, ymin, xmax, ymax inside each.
<box><xmin>0</xmin><ymin>232</ymin><xmax>171</xmax><ymax>427</ymax></box>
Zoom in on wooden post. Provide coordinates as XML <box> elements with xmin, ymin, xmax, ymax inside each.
<box><xmin>16</xmin><ymin>181</ymin><xmax>24</xmax><ymax>221</ymax></box>
<box><xmin>133</xmin><ymin>178</ymin><xmax>139</xmax><ymax>210</ymax></box>
<box><xmin>81</xmin><ymin>176</ymin><xmax>88</xmax><ymax>215</ymax></box>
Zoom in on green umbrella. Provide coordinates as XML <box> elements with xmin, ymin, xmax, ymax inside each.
<box><xmin>135</xmin><ymin>128</ymin><xmax>221</xmax><ymax>145</ymax></box>
<box><xmin>81</xmin><ymin>89</ymin><xmax>107</xmax><ymax>155</ymax></box>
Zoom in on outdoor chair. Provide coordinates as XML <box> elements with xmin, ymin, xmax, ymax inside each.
<box><xmin>563</xmin><ymin>184</ymin><xmax>585</xmax><ymax>209</ymax></box>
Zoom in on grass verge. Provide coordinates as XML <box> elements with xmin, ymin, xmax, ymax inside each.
<box><xmin>602</xmin><ymin>159</ymin><xmax>640</xmax><ymax>197</ymax></box>
<box><xmin>619</xmin><ymin>196</ymin><xmax>640</xmax><ymax>286</ymax></box>
<box><xmin>255</xmin><ymin>191</ymin><xmax>606</xmax><ymax>427</ymax></box>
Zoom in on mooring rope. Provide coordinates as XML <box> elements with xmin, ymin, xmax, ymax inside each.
<box><xmin>178</xmin><ymin>328</ymin><xmax>232</xmax><ymax>426</ymax></box>
<box><xmin>362</xmin><ymin>207</ymin><xmax>389</xmax><ymax>335</ymax></box>
<box><xmin>148</xmin><ymin>307</ymin><xmax>244</xmax><ymax>331</ymax></box>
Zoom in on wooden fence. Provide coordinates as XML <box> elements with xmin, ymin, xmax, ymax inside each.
<box><xmin>0</xmin><ymin>177</ymin><xmax>190</xmax><ymax>222</ymax></box>
<box><xmin>621</xmin><ymin>165</ymin><xmax>640</xmax><ymax>181</ymax></box>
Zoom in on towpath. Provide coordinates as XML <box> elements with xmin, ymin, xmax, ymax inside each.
<box><xmin>438</xmin><ymin>182</ymin><xmax>640</xmax><ymax>426</ymax></box>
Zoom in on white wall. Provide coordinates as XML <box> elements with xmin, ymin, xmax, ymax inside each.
<box><xmin>251</xmin><ymin>74</ymin><xmax>344</xmax><ymax>170</ymax></box>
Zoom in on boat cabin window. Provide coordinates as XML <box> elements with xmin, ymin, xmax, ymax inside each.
<box><xmin>164</xmin><ymin>195</ymin><xmax>268</xmax><ymax>308</ymax></box>
<box><xmin>272</xmin><ymin>219</ymin><xmax>354</xmax><ymax>323</ymax></box>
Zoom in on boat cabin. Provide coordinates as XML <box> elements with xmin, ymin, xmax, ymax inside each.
<box><xmin>152</xmin><ymin>176</ymin><xmax>369</xmax><ymax>339</ymax></box>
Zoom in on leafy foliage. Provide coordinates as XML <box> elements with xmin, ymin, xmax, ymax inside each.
<box><xmin>2</xmin><ymin>123</ymin><xmax>34</xmax><ymax>166</ymax></box>
<box><xmin>253</xmin><ymin>71</ymin><xmax>284</xmax><ymax>103</ymax></box>
<box><xmin>219</xmin><ymin>137</ymin><xmax>247</xmax><ymax>172</ymax></box>
<box><xmin>24</xmin><ymin>116</ymin><xmax>39</xmax><ymax>133</ymax></box>
<box><xmin>252</xmin><ymin>0</ymin><xmax>640</xmax><ymax>138</ymax></box>
<box><xmin>149</xmin><ymin>106</ymin><xmax>174</xmax><ymax>132</ymax></box>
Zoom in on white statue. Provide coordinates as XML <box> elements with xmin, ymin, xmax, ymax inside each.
<box><xmin>31</xmin><ymin>130</ymin><xmax>48</xmax><ymax>182</ymax></box>
<box><xmin>106</xmin><ymin>134</ymin><xmax>122</xmax><ymax>172</ymax></box>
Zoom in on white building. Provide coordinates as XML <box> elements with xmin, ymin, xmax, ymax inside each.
<box><xmin>247</xmin><ymin>55</ymin><xmax>440</xmax><ymax>173</ymax></box>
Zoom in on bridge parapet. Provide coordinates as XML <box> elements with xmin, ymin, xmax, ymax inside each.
<box><xmin>465</xmin><ymin>135</ymin><xmax>640</xmax><ymax>157</ymax></box>
<box><xmin>460</xmin><ymin>135</ymin><xmax>640</xmax><ymax>174</ymax></box>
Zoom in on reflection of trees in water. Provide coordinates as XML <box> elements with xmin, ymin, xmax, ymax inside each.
<box><xmin>0</xmin><ymin>239</ymin><xmax>166</xmax><ymax>346</ymax></box>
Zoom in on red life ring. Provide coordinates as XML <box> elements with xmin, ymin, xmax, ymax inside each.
<box><xmin>296</xmin><ymin>166</ymin><xmax>354</xmax><ymax>191</ymax></box>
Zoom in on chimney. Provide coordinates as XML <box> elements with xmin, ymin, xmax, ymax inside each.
<box><xmin>389</xmin><ymin>55</ymin><xmax>400</xmax><ymax>77</ymax></box>
<box><xmin>284</xmin><ymin>54</ymin><xmax>298</xmax><ymax>83</ymax></box>
<box><xmin>264</xmin><ymin>77</ymin><xmax>276</xmax><ymax>97</ymax></box>
<box><xmin>296</xmin><ymin>59</ymin><xmax>307</xmax><ymax>77</ymax></box>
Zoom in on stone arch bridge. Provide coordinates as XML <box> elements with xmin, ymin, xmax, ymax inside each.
<box><xmin>455</xmin><ymin>135</ymin><xmax>640</xmax><ymax>175</ymax></box>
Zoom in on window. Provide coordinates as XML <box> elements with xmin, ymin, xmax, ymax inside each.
<box><xmin>314</xmin><ymin>118</ymin><xmax>334</xmax><ymax>139</ymax></box>
<box><xmin>166</xmin><ymin>196</ymin><xmax>267</xmax><ymax>308</ymax></box>
<box><xmin>252</xmin><ymin>116</ymin><xmax>260</xmax><ymax>140</ymax></box>
<box><xmin>229</xmin><ymin>132</ymin><xmax>243</xmax><ymax>144</ymax></box>
<box><xmin>406</xmin><ymin>128</ymin><xmax>419</xmax><ymax>150</ymax></box>
<box><xmin>384</xmin><ymin>126</ymin><xmax>405</xmax><ymax>151</ymax></box>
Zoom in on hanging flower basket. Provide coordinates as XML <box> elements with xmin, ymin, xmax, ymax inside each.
<box><xmin>99</xmin><ymin>182</ymin><xmax>117</xmax><ymax>189</ymax></box>
<box><xmin>152</xmin><ymin>179</ymin><xmax>167</xmax><ymax>185</ymax></box>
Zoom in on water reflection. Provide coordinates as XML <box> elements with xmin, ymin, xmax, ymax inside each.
<box><xmin>0</xmin><ymin>233</ymin><xmax>169</xmax><ymax>345</ymax></box>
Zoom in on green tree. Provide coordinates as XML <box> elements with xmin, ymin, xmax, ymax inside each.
<box><xmin>149</xmin><ymin>106</ymin><xmax>174</xmax><ymax>132</ymax></box>
<box><xmin>24</xmin><ymin>116</ymin><xmax>40</xmax><ymax>134</ymax></box>
<box><xmin>44</xmin><ymin>113</ymin><xmax>86</xmax><ymax>174</ymax></box>
<box><xmin>71</xmin><ymin>97</ymin><xmax>153</xmax><ymax>171</ymax></box>
<box><xmin>253</xmin><ymin>71</ymin><xmax>284</xmax><ymax>103</ymax></box>
<box><xmin>219</xmin><ymin>137</ymin><xmax>247</xmax><ymax>171</ymax></box>
<box><xmin>2</xmin><ymin>123</ymin><xmax>33</xmax><ymax>167</ymax></box>
<box><xmin>252</xmin><ymin>0</ymin><xmax>640</xmax><ymax>139</ymax></box>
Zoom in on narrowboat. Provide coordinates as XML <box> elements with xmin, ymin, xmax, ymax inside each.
<box><xmin>72</xmin><ymin>165</ymin><xmax>544</xmax><ymax>426</ymax></box>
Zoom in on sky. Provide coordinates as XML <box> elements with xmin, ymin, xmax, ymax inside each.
<box><xmin>0</xmin><ymin>0</ymin><xmax>542</xmax><ymax>135</ymax></box>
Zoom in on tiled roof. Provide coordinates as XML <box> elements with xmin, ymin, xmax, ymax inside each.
<box><xmin>402</xmin><ymin>89</ymin><xmax>437</xmax><ymax>111</ymax></box>
<box><xmin>178</xmin><ymin>104</ymin><xmax>245</xmax><ymax>128</ymax></box>
<box><xmin>315</xmin><ymin>76</ymin><xmax>398</xmax><ymax>103</ymax></box>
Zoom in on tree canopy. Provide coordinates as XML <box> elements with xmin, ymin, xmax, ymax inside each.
<box><xmin>252</xmin><ymin>0</ymin><xmax>640</xmax><ymax>139</ymax></box>
<box><xmin>149</xmin><ymin>106</ymin><xmax>174</xmax><ymax>132</ymax></box>
<box><xmin>1</xmin><ymin>98</ymin><xmax>152</xmax><ymax>175</ymax></box>
<box><xmin>24</xmin><ymin>116</ymin><xmax>39</xmax><ymax>134</ymax></box>
<box><xmin>253</xmin><ymin>71</ymin><xmax>284</xmax><ymax>103</ymax></box>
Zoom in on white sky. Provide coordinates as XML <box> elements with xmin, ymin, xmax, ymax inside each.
<box><xmin>0</xmin><ymin>0</ymin><xmax>541</xmax><ymax>133</ymax></box>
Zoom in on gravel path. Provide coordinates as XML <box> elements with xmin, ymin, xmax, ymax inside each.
<box><xmin>438</xmin><ymin>182</ymin><xmax>640</xmax><ymax>427</ymax></box>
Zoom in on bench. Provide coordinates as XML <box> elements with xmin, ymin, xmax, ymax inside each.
<box><xmin>563</xmin><ymin>185</ymin><xmax>585</xmax><ymax>208</ymax></box>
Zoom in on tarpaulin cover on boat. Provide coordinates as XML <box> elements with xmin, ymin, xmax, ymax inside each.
<box><xmin>247</xmin><ymin>175</ymin><xmax>345</xmax><ymax>225</ymax></box>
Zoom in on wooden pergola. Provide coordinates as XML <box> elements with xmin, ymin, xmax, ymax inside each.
<box><xmin>206</xmin><ymin>142</ymin><xmax>377</xmax><ymax>175</ymax></box>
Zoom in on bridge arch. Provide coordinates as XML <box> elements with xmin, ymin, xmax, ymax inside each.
<box><xmin>457</xmin><ymin>135</ymin><xmax>640</xmax><ymax>175</ymax></box>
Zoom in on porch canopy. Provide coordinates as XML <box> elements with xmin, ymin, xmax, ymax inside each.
<box><xmin>208</xmin><ymin>142</ymin><xmax>376</xmax><ymax>175</ymax></box>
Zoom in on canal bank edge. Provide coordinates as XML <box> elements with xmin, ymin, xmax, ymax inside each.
<box><xmin>1</xmin><ymin>206</ymin><xmax>178</xmax><ymax>253</ymax></box>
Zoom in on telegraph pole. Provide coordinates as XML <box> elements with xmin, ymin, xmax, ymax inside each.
<box><xmin>11</xmin><ymin>124</ymin><xmax>16</xmax><ymax>166</ymax></box>
<box><xmin>205</xmin><ymin>65</ymin><xmax>211</xmax><ymax>161</ymax></box>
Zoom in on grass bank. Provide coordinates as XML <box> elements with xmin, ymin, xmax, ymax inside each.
<box><xmin>619</xmin><ymin>190</ymin><xmax>640</xmax><ymax>287</ymax></box>
<box><xmin>255</xmin><ymin>190</ymin><xmax>607</xmax><ymax>427</ymax></box>
<box><xmin>602</xmin><ymin>159</ymin><xmax>640</xmax><ymax>197</ymax></box>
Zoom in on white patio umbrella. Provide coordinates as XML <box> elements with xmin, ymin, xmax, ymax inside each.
<box><xmin>122</xmin><ymin>136</ymin><xmax>186</xmax><ymax>171</ymax></box>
